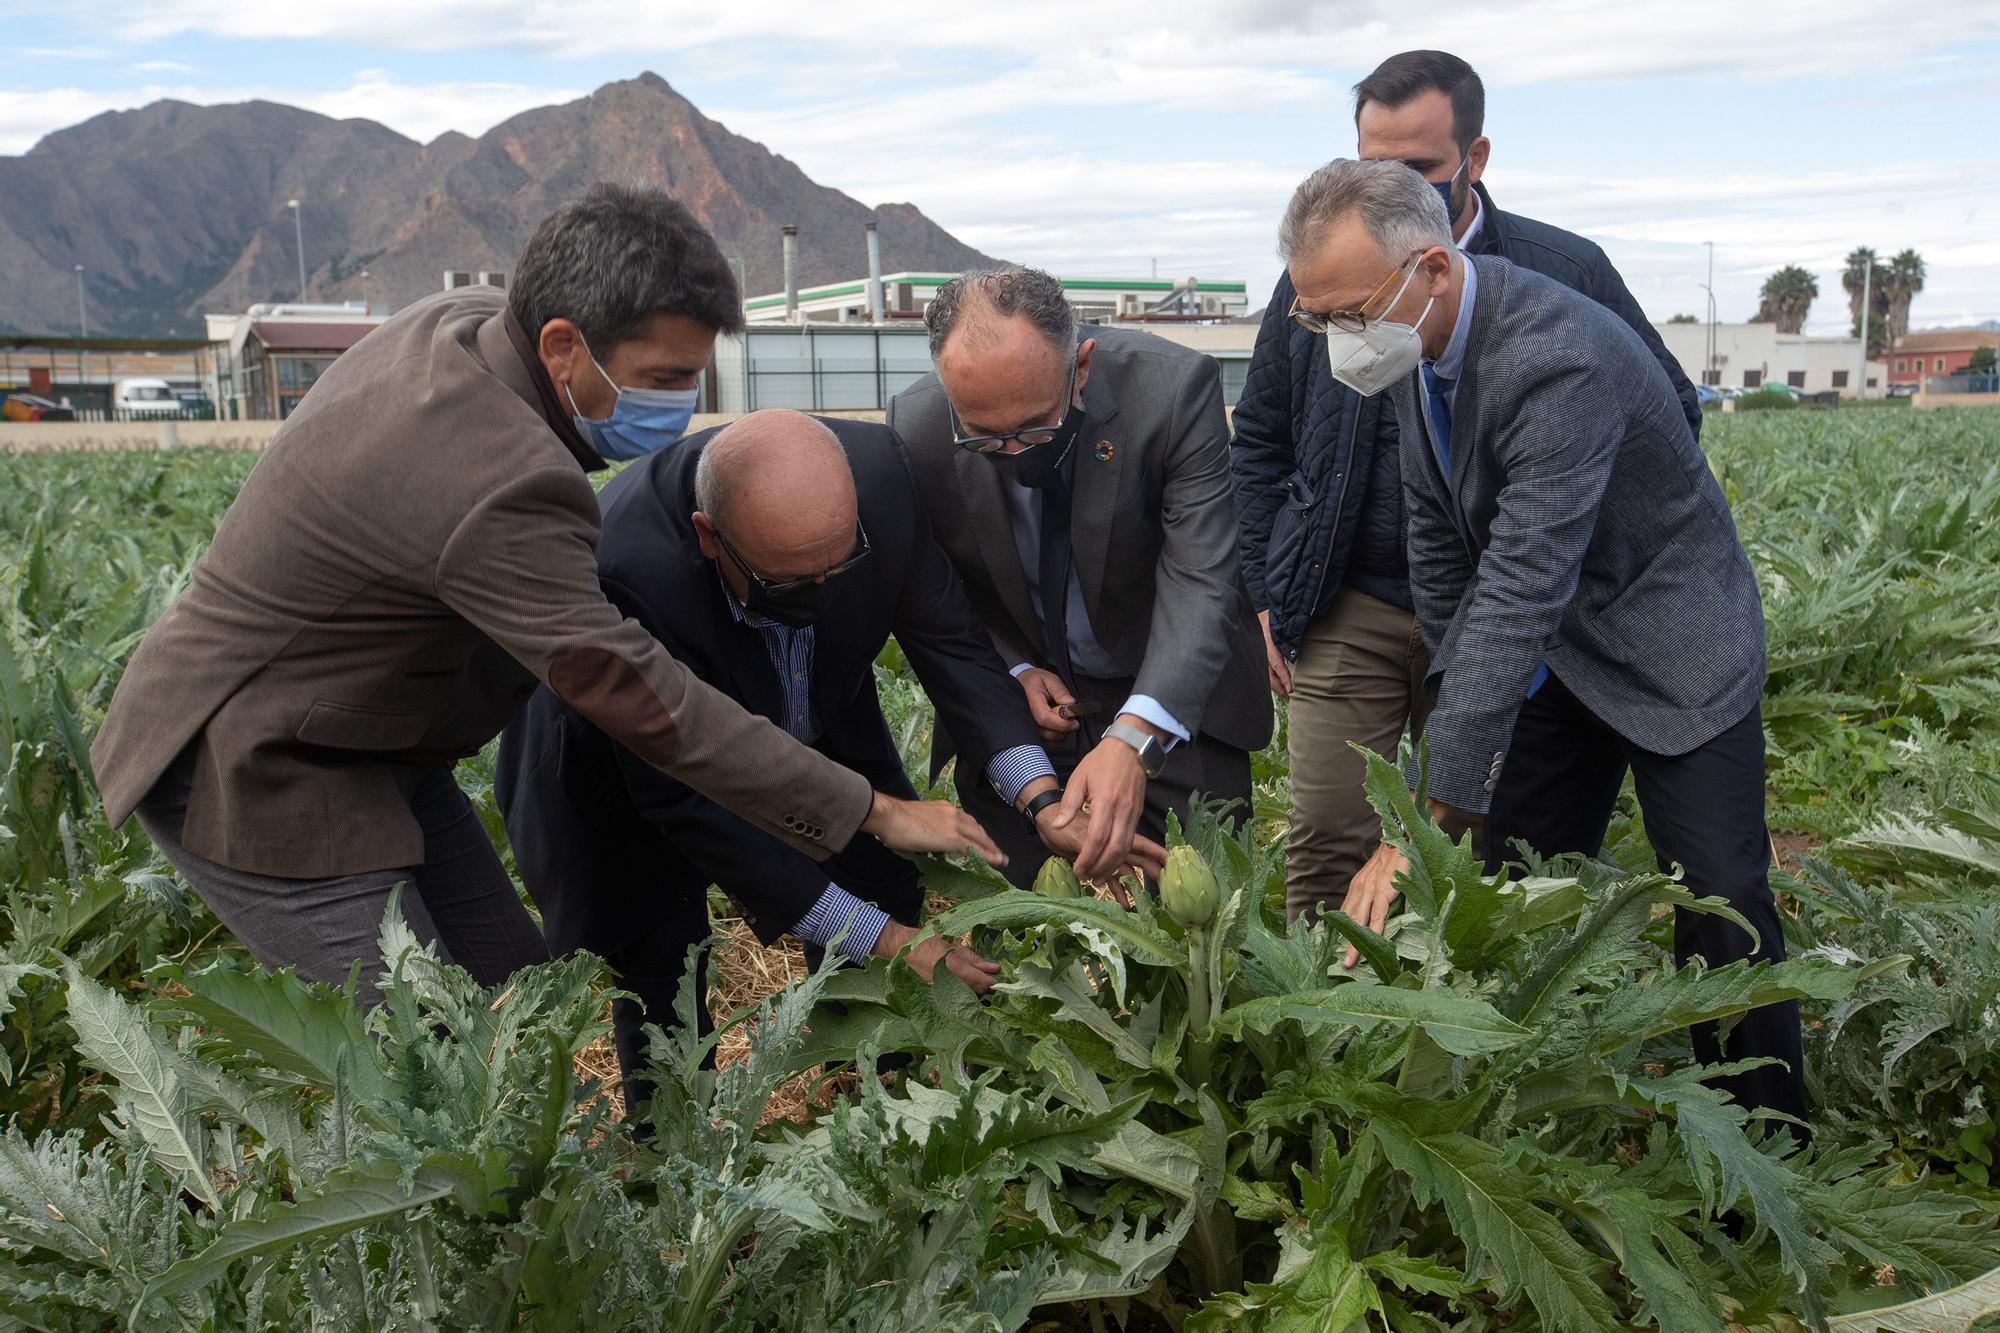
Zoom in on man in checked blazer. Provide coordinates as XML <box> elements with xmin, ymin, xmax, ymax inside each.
<box><xmin>1278</xmin><ymin>159</ymin><xmax>1805</xmax><ymax>1135</ymax></box>
<box><xmin>888</xmin><ymin>268</ymin><xmax>1272</xmax><ymax>889</ymax></box>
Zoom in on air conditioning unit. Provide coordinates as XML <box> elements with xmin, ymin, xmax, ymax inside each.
<box><xmin>478</xmin><ymin>270</ymin><xmax>507</xmax><ymax>289</ymax></box>
<box><xmin>442</xmin><ymin>270</ymin><xmax>475</xmax><ymax>291</ymax></box>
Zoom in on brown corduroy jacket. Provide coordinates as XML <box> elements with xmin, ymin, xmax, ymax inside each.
<box><xmin>91</xmin><ymin>288</ymin><xmax>873</xmax><ymax>878</ymax></box>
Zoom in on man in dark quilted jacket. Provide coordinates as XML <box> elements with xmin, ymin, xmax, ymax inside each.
<box><xmin>1233</xmin><ymin>50</ymin><xmax>1701</xmax><ymax>923</ymax></box>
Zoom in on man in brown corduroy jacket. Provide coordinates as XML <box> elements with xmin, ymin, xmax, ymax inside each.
<box><xmin>91</xmin><ymin>184</ymin><xmax>1002</xmax><ymax>1001</ymax></box>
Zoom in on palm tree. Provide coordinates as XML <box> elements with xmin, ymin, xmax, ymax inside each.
<box><xmin>1842</xmin><ymin>247</ymin><xmax>1883</xmax><ymax>335</ymax></box>
<box><xmin>1882</xmin><ymin>249</ymin><xmax>1927</xmax><ymax>348</ymax></box>
<box><xmin>1755</xmin><ymin>265</ymin><xmax>1818</xmax><ymax>334</ymax></box>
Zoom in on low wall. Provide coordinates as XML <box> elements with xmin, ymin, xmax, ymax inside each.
<box><xmin>1</xmin><ymin>411</ymin><xmax>895</xmax><ymax>456</ymax></box>
<box><xmin>0</xmin><ymin>419</ymin><xmax>283</xmax><ymax>453</ymax></box>
<box><xmin>1914</xmin><ymin>391</ymin><xmax>2000</xmax><ymax>411</ymax></box>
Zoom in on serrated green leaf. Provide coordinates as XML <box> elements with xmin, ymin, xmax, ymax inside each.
<box><xmin>60</xmin><ymin>963</ymin><xmax>217</xmax><ymax>1209</ymax></box>
<box><xmin>135</xmin><ymin>1156</ymin><xmax>461</xmax><ymax>1308</ymax></box>
<box><xmin>1826</xmin><ymin>1261</ymin><xmax>2000</xmax><ymax>1331</ymax></box>
<box><xmin>928</xmin><ymin>890</ymin><xmax>1184</xmax><ymax>967</ymax></box>
<box><xmin>162</xmin><ymin>961</ymin><xmax>401</xmax><ymax>1111</ymax></box>
<box><xmin>1215</xmin><ymin>982</ymin><xmax>1531</xmax><ymax>1058</ymax></box>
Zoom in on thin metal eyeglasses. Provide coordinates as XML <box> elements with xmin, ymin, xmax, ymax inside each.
<box><xmin>715</xmin><ymin>522</ymin><xmax>871</xmax><ymax>595</ymax></box>
<box><xmin>948</xmin><ymin>349</ymin><xmax>1080</xmax><ymax>454</ymax></box>
<box><xmin>1288</xmin><ymin>249</ymin><xmax>1426</xmax><ymax>335</ymax></box>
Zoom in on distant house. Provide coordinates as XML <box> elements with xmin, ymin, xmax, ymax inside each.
<box><xmin>1887</xmin><ymin>329</ymin><xmax>2000</xmax><ymax>390</ymax></box>
<box><xmin>1651</xmin><ymin>320</ymin><xmax>1881</xmax><ymax>396</ymax></box>
<box><xmin>206</xmin><ymin>304</ymin><xmax>386</xmax><ymax>420</ymax></box>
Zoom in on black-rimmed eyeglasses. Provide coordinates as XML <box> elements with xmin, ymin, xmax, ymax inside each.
<box><xmin>715</xmin><ymin>523</ymin><xmax>871</xmax><ymax>595</ymax></box>
<box><xmin>948</xmin><ymin>350</ymin><xmax>1080</xmax><ymax>454</ymax></box>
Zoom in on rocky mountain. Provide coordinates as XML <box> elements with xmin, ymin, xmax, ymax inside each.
<box><xmin>0</xmin><ymin>73</ymin><xmax>1000</xmax><ymax>337</ymax></box>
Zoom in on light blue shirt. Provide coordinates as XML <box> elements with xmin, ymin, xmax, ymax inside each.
<box><xmin>1001</xmin><ymin>477</ymin><xmax>1189</xmax><ymax>745</ymax></box>
<box><xmin>1420</xmin><ymin>255</ymin><xmax>1550</xmax><ymax>702</ymax></box>
<box><xmin>1423</xmin><ymin>250</ymin><xmax>1478</xmax><ymax>418</ymax></box>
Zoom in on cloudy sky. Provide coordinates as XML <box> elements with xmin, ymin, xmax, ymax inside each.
<box><xmin>10</xmin><ymin>1</ymin><xmax>1999</xmax><ymax>334</ymax></box>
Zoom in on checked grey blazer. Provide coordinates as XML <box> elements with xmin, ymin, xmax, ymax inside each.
<box><xmin>1391</xmin><ymin>255</ymin><xmax>1766</xmax><ymax>814</ymax></box>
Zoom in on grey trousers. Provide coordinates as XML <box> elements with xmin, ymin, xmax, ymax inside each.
<box><xmin>136</xmin><ymin>749</ymin><xmax>549</xmax><ymax>1004</ymax></box>
<box><xmin>956</xmin><ymin>671</ymin><xmax>1253</xmax><ymax>893</ymax></box>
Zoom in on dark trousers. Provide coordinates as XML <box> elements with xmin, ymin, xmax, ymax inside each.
<box><xmin>1482</xmin><ymin>675</ymin><xmax>1807</xmax><ymax>1136</ymax></box>
<box><xmin>602</xmin><ymin>831</ymin><xmax>922</xmax><ymax>1116</ymax></box>
<box><xmin>136</xmin><ymin>748</ymin><xmax>549</xmax><ymax>1007</ymax></box>
<box><xmin>954</xmin><ymin>671</ymin><xmax>1254</xmax><ymax>893</ymax></box>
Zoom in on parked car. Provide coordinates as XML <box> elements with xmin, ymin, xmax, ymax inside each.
<box><xmin>175</xmin><ymin>390</ymin><xmax>217</xmax><ymax>420</ymax></box>
<box><xmin>1</xmin><ymin>393</ymin><xmax>76</xmax><ymax>423</ymax></box>
<box><xmin>115</xmin><ymin>377</ymin><xmax>181</xmax><ymax>417</ymax></box>
<box><xmin>1695</xmin><ymin>383</ymin><xmax>1723</xmax><ymax>408</ymax></box>
<box><xmin>1887</xmin><ymin>382</ymin><xmax>1919</xmax><ymax>397</ymax></box>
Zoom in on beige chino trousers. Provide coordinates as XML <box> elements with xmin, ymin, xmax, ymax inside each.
<box><xmin>1283</xmin><ymin>586</ymin><xmax>1478</xmax><ymax>922</ymax></box>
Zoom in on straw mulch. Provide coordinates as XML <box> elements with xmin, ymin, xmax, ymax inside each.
<box><xmin>572</xmin><ymin>913</ymin><xmax>818</xmax><ymax>1127</ymax></box>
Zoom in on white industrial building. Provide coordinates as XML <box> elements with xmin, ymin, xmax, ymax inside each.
<box><xmin>1652</xmin><ymin>321</ymin><xmax>1884</xmax><ymax>397</ymax></box>
<box><xmin>744</xmin><ymin>270</ymin><xmax>1251</xmax><ymax>326</ymax></box>
<box><xmin>709</xmin><ymin>321</ymin><xmax>1259</xmax><ymax>415</ymax></box>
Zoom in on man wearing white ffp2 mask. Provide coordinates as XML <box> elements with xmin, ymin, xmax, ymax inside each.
<box><xmin>1291</xmin><ymin>249</ymin><xmax>1445</xmax><ymax>398</ymax></box>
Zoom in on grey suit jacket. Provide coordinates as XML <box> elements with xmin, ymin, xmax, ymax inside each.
<box><xmin>888</xmin><ymin>326</ymin><xmax>1271</xmax><ymax>754</ymax></box>
<box><xmin>1393</xmin><ymin>256</ymin><xmax>1766</xmax><ymax>814</ymax></box>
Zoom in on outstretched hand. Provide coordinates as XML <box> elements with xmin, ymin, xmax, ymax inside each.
<box><xmin>861</xmin><ymin>792</ymin><xmax>1006</xmax><ymax>868</ymax></box>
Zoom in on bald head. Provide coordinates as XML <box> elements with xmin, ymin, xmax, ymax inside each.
<box><xmin>693</xmin><ymin>409</ymin><xmax>857</xmax><ymax>582</ymax></box>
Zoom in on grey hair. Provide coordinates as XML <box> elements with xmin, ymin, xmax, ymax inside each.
<box><xmin>509</xmin><ymin>182</ymin><xmax>745</xmax><ymax>350</ymax></box>
<box><xmin>1277</xmin><ymin>158</ymin><xmax>1452</xmax><ymax>265</ymax></box>
<box><xmin>924</xmin><ymin>266</ymin><xmax>1075</xmax><ymax>359</ymax></box>
<box><xmin>693</xmin><ymin>409</ymin><xmax>844</xmax><ymax>532</ymax></box>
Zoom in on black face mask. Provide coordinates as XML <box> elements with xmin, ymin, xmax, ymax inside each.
<box><xmin>987</xmin><ymin>414</ymin><xmax>1082</xmax><ymax>490</ymax></box>
<box><xmin>743</xmin><ymin>576</ymin><xmax>833</xmax><ymax>629</ymax></box>
<box><xmin>714</xmin><ymin>523</ymin><xmax>869</xmax><ymax>630</ymax></box>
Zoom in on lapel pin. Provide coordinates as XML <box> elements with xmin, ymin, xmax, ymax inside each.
<box><xmin>1094</xmin><ymin>441</ymin><xmax>1114</xmax><ymax>462</ymax></box>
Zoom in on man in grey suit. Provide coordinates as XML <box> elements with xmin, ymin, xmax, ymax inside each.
<box><xmin>1278</xmin><ymin>159</ymin><xmax>1805</xmax><ymax>1135</ymax></box>
<box><xmin>888</xmin><ymin>268</ymin><xmax>1271</xmax><ymax>889</ymax></box>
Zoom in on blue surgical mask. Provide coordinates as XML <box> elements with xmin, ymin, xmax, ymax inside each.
<box><xmin>564</xmin><ymin>335</ymin><xmax>698</xmax><ymax>461</ymax></box>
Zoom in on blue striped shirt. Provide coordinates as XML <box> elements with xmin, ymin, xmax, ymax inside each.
<box><xmin>721</xmin><ymin>571</ymin><xmax>1053</xmax><ymax>959</ymax></box>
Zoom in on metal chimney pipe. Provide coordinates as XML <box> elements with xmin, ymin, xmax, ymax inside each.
<box><xmin>865</xmin><ymin>221</ymin><xmax>885</xmax><ymax>323</ymax></box>
<box><xmin>782</xmin><ymin>226</ymin><xmax>800</xmax><ymax>323</ymax></box>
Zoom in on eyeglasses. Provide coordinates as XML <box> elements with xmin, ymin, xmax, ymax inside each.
<box><xmin>1289</xmin><ymin>250</ymin><xmax>1426</xmax><ymax>335</ymax></box>
<box><xmin>715</xmin><ymin>522</ymin><xmax>871</xmax><ymax>595</ymax></box>
<box><xmin>948</xmin><ymin>350</ymin><xmax>1080</xmax><ymax>454</ymax></box>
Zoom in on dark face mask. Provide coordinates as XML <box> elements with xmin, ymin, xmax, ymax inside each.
<box><xmin>744</xmin><ymin>576</ymin><xmax>833</xmax><ymax>629</ymax></box>
<box><xmin>715</xmin><ymin>523</ymin><xmax>869</xmax><ymax>630</ymax></box>
<box><xmin>987</xmin><ymin>413</ymin><xmax>1082</xmax><ymax>490</ymax></box>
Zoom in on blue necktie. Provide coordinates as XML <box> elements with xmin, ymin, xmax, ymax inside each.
<box><xmin>1424</xmin><ymin>364</ymin><xmax>1548</xmax><ymax>699</ymax></box>
<box><xmin>1421</xmin><ymin>363</ymin><xmax>1452</xmax><ymax>476</ymax></box>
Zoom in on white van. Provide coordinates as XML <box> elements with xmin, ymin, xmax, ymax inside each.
<box><xmin>115</xmin><ymin>378</ymin><xmax>180</xmax><ymax>418</ymax></box>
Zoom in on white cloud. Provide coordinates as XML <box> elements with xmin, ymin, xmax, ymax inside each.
<box><xmin>0</xmin><ymin>77</ymin><xmax>583</xmax><ymax>154</ymax></box>
<box><xmin>8</xmin><ymin>1</ymin><xmax>1997</xmax><ymax>331</ymax></box>
<box><xmin>132</xmin><ymin>59</ymin><xmax>195</xmax><ymax>73</ymax></box>
<box><xmin>48</xmin><ymin>0</ymin><xmax>2000</xmax><ymax>84</ymax></box>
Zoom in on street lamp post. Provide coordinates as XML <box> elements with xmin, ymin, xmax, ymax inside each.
<box><xmin>360</xmin><ymin>269</ymin><xmax>371</xmax><ymax>313</ymax></box>
<box><xmin>286</xmin><ymin>199</ymin><xmax>307</xmax><ymax>301</ymax></box>
<box><xmin>73</xmin><ymin>264</ymin><xmax>86</xmax><ymax>391</ymax></box>
<box><xmin>1704</xmin><ymin>241</ymin><xmax>1715</xmax><ymax>388</ymax></box>
<box><xmin>1699</xmin><ymin>282</ymin><xmax>1718</xmax><ymax>391</ymax></box>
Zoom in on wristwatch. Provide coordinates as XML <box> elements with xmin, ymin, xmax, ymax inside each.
<box><xmin>1104</xmin><ymin>720</ymin><xmax>1168</xmax><ymax>779</ymax></box>
<box><xmin>1022</xmin><ymin>786</ymin><xmax>1064</xmax><ymax>823</ymax></box>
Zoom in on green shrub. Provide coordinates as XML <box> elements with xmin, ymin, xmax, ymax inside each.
<box><xmin>1738</xmin><ymin>386</ymin><xmax>1800</xmax><ymax>411</ymax></box>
